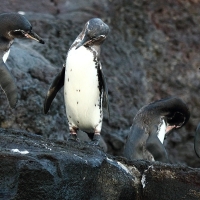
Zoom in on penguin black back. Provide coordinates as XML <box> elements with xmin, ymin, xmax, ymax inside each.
<box><xmin>134</xmin><ymin>97</ymin><xmax>190</xmax><ymax>131</ymax></box>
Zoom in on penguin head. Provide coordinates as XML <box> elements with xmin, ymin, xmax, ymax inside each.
<box><xmin>135</xmin><ymin>97</ymin><xmax>190</xmax><ymax>134</ymax></box>
<box><xmin>0</xmin><ymin>13</ymin><xmax>44</xmax><ymax>44</ymax></box>
<box><xmin>162</xmin><ymin>97</ymin><xmax>190</xmax><ymax>130</ymax></box>
<box><xmin>165</xmin><ymin>112</ymin><xmax>187</xmax><ymax>129</ymax></box>
<box><xmin>76</xmin><ymin>18</ymin><xmax>109</xmax><ymax>49</ymax></box>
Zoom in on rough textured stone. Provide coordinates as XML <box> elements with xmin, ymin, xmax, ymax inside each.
<box><xmin>0</xmin><ymin>129</ymin><xmax>138</xmax><ymax>200</ymax></box>
<box><xmin>0</xmin><ymin>0</ymin><xmax>200</xmax><ymax>169</ymax></box>
<box><xmin>141</xmin><ymin>164</ymin><xmax>200</xmax><ymax>200</ymax></box>
<box><xmin>0</xmin><ymin>128</ymin><xmax>200</xmax><ymax>200</ymax></box>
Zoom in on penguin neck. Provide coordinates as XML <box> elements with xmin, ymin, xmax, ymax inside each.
<box><xmin>157</xmin><ymin>119</ymin><xmax>176</xmax><ymax>143</ymax></box>
<box><xmin>71</xmin><ymin>34</ymin><xmax>101</xmax><ymax>58</ymax></box>
<box><xmin>71</xmin><ymin>44</ymin><xmax>101</xmax><ymax>66</ymax></box>
<box><xmin>67</xmin><ymin>44</ymin><xmax>99</xmax><ymax>70</ymax></box>
<box><xmin>0</xmin><ymin>37</ymin><xmax>13</xmax><ymax>52</ymax></box>
<box><xmin>87</xmin><ymin>44</ymin><xmax>101</xmax><ymax>60</ymax></box>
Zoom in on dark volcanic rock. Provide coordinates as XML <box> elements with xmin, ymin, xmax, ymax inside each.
<box><xmin>0</xmin><ymin>129</ymin><xmax>138</xmax><ymax>200</ymax></box>
<box><xmin>0</xmin><ymin>0</ymin><xmax>200</xmax><ymax>168</ymax></box>
<box><xmin>141</xmin><ymin>163</ymin><xmax>200</xmax><ymax>200</ymax></box>
<box><xmin>0</xmin><ymin>128</ymin><xmax>200</xmax><ymax>200</ymax></box>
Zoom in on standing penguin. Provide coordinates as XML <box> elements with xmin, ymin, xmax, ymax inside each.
<box><xmin>123</xmin><ymin>97</ymin><xmax>190</xmax><ymax>163</ymax></box>
<box><xmin>44</xmin><ymin>18</ymin><xmax>110</xmax><ymax>145</ymax></box>
<box><xmin>0</xmin><ymin>12</ymin><xmax>44</xmax><ymax>108</ymax></box>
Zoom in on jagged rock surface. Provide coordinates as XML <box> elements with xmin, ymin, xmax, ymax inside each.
<box><xmin>0</xmin><ymin>128</ymin><xmax>200</xmax><ymax>200</ymax></box>
<box><xmin>0</xmin><ymin>0</ymin><xmax>200</xmax><ymax>169</ymax></box>
<box><xmin>0</xmin><ymin>129</ymin><xmax>138</xmax><ymax>200</ymax></box>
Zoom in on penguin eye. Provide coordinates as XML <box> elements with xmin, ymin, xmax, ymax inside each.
<box><xmin>11</xmin><ymin>30</ymin><xmax>26</xmax><ymax>37</ymax></box>
<box><xmin>91</xmin><ymin>35</ymin><xmax>105</xmax><ymax>41</ymax></box>
<box><xmin>90</xmin><ymin>36</ymin><xmax>95</xmax><ymax>40</ymax></box>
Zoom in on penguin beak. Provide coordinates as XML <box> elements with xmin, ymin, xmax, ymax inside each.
<box><xmin>165</xmin><ymin>125</ymin><xmax>176</xmax><ymax>133</ymax></box>
<box><xmin>24</xmin><ymin>31</ymin><xmax>45</xmax><ymax>44</ymax></box>
<box><xmin>76</xmin><ymin>36</ymin><xmax>89</xmax><ymax>49</ymax></box>
<box><xmin>76</xmin><ymin>35</ymin><xmax>106</xmax><ymax>49</ymax></box>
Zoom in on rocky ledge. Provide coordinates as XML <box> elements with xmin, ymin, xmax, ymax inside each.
<box><xmin>0</xmin><ymin>128</ymin><xmax>200</xmax><ymax>200</ymax></box>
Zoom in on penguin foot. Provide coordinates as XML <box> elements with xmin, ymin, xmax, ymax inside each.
<box><xmin>68</xmin><ymin>134</ymin><xmax>79</xmax><ymax>142</ymax></box>
<box><xmin>89</xmin><ymin>134</ymin><xmax>101</xmax><ymax>146</ymax></box>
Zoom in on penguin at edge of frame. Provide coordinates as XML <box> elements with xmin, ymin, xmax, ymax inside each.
<box><xmin>0</xmin><ymin>12</ymin><xmax>44</xmax><ymax>108</ymax></box>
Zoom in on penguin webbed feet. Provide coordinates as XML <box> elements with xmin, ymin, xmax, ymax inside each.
<box><xmin>68</xmin><ymin>134</ymin><xmax>80</xmax><ymax>142</ymax></box>
<box><xmin>87</xmin><ymin>134</ymin><xmax>101</xmax><ymax>146</ymax></box>
<box><xmin>67</xmin><ymin>132</ymin><xmax>101</xmax><ymax>146</ymax></box>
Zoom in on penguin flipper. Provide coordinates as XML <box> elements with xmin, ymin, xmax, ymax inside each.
<box><xmin>194</xmin><ymin>123</ymin><xmax>200</xmax><ymax>158</ymax></box>
<box><xmin>146</xmin><ymin>133</ymin><xmax>169</xmax><ymax>163</ymax></box>
<box><xmin>99</xmin><ymin>66</ymin><xmax>110</xmax><ymax>117</ymax></box>
<box><xmin>0</xmin><ymin>61</ymin><xmax>18</xmax><ymax>108</ymax></box>
<box><xmin>44</xmin><ymin>66</ymin><xmax>65</xmax><ymax>114</ymax></box>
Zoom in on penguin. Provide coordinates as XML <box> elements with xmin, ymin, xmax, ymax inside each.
<box><xmin>0</xmin><ymin>12</ymin><xmax>44</xmax><ymax>108</ymax></box>
<box><xmin>123</xmin><ymin>97</ymin><xmax>190</xmax><ymax>163</ymax></box>
<box><xmin>44</xmin><ymin>18</ymin><xmax>110</xmax><ymax>145</ymax></box>
<box><xmin>194</xmin><ymin>123</ymin><xmax>200</xmax><ymax>158</ymax></box>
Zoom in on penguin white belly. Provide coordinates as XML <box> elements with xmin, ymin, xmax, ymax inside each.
<box><xmin>64</xmin><ymin>46</ymin><xmax>102</xmax><ymax>133</ymax></box>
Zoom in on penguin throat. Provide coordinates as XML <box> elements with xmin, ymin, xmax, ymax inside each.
<box><xmin>165</xmin><ymin>125</ymin><xmax>176</xmax><ymax>133</ymax></box>
<box><xmin>157</xmin><ymin>119</ymin><xmax>167</xmax><ymax>144</ymax></box>
<box><xmin>157</xmin><ymin>119</ymin><xmax>176</xmax><ymax>143</ymax></box>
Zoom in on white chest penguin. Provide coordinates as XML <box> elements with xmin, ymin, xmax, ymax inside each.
<box><xmin>65</xmin><ymin>44</ymin><xmax>103</xmax><ymax>134</ymax></box>
<box><xmin>123</xmin><ymin>97</ymin><xmax>190</xmax><ymax>163</ymax></box>
<box><xmin>44</xmin><ymin>18</ymin><xmax>110</xmax><ymax>145</ymax></box>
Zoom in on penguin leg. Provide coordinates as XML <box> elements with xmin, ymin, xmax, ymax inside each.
<box><xmin>90</xmin><ymin>122</ymin><xmax>103</xmax><ymax>145</ymax></box>
<box><xmin>194</xmin><ymin>123</ymin><xmax>200</xmax><ymax>158</ymax></box>
<box><xmin>87</xmin><ymin>133</ymin><xmax>101</xmax><ymax>146</ymax></box>
<box><xmin>146</xmin><ymin>134</ymin><xmax>169</xmax><ymax>163</ymax></box>
<box><xmin>88</xmin><ymin>123</ymin><xmax>102</xmax><ymax>146</ymax></box>
<box><xmin>68</xmin><ymin>127</ymin><xmax>79</xmax><ymax>142</ymax></box>
<box><xmin>90</xmin><ymin>132</ymin><xmax>101</xmax><ymax>146</ymax></box>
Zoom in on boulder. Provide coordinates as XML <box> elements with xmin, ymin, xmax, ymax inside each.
<box><xmin>0</xmin><ymin>128</ymin><xmax>200</xmax><ymax>200</ymax></box>
<box><xmin>0</xmin><ymin>0</ymin><xmax>200</xmax><ymax>168</ymax></box>
<box><xmin>0</xmin><ymin>128</ymin><xmax>138</xmax><ymax>199</ymax></box>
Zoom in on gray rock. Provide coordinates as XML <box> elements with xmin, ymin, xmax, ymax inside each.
<box><xmin>0</xmin><ymin>128</ymin><xmax>200</xmax><ymax>200</ymax></box>
<box><xmin>0</xmin><ymin>0</ymin><xmax>200</xmax><ymax>168</ymax></box>
<box><xmin>0</xmin><ymin>128</ymin><xmax>138</xmax><ymax>200</ymax></box>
